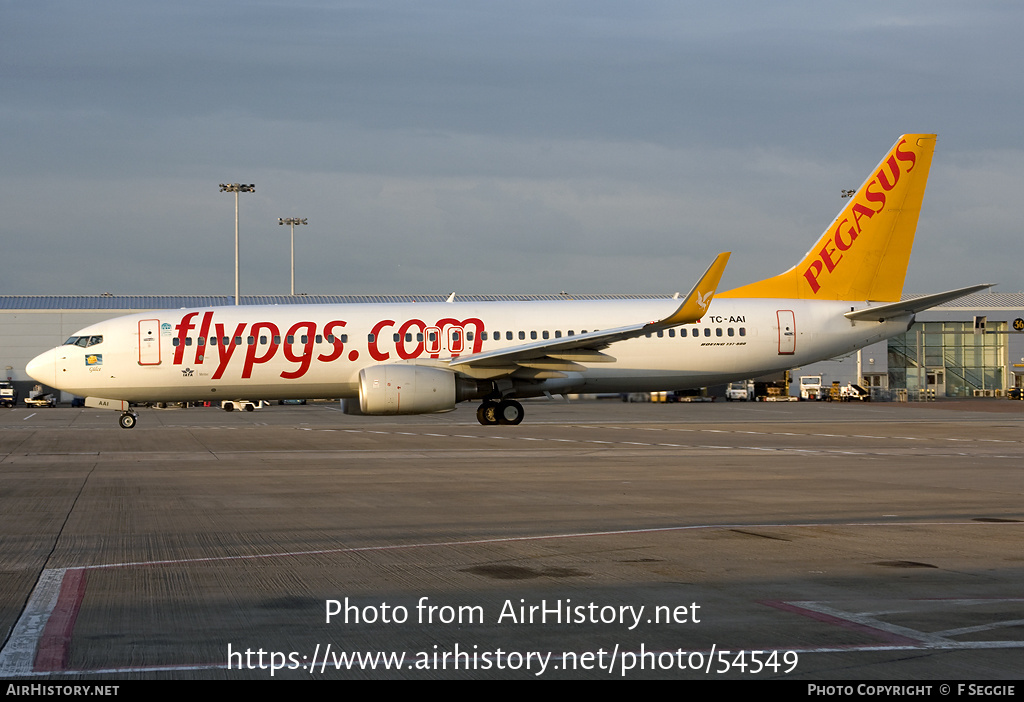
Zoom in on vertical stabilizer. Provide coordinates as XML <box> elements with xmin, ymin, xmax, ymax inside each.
<box><xmin>719</xmin><ymin>134</ymin><xmax>936</xmax><ymax>302</ymax></box>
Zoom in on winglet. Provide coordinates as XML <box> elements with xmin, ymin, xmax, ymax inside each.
<box><xmin>657</xmin><ymin>252</ymin><xmax>731</xmax><ymax>326</ymax></box>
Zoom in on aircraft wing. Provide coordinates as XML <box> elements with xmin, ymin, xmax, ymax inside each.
<box><xmin>844</xmin><ymin>284</ymin><xmax>994</xmax><ymax>322</ymax></box>
<box><xmin>448</xmin><ymin>253</ymin><xmax>730</xmax><ymax>377</ymax></box>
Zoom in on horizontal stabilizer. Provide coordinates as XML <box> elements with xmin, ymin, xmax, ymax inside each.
<box><xmin>844</xmin><ymin>284</ymin><xmax>994</xmax><ymax>322</ymax></box>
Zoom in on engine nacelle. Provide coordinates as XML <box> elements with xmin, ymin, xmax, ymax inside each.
<box><xmin>359</xmin><ymin>365</ymin><xmax>467</xmax><ymax>415</ymax></box>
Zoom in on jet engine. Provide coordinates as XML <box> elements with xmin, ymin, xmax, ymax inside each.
<box><xmin>358</xmin><ymin>365</ymin><xmax>481</xmax><ymax>415</ymax></box>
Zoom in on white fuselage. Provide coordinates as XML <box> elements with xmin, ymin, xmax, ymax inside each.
<box><xmin>26</xmin><ymin>297</ymin><xmax>910</xmax><ymax>403</ymax></box>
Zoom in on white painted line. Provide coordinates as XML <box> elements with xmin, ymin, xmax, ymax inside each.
<box><xmin>0</xmin><ymin>569</ymin><xmax>67</xmax><ymax>677</ymax></box>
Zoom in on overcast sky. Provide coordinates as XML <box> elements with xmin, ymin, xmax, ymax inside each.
<box><xmin>2</xmin><ymin>1</ymin><xmax>1021</xmax><ymax>298</ymax></box>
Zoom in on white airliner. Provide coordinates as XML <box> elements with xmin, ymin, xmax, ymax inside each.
<box><xmin>27</xmin><ymin>134</ymin><xmax>988</xmax><ymax>429</ymax></box>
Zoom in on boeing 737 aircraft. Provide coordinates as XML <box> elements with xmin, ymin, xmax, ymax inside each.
<box><xmin>27</xmin><ymin>134</ymin><xmax>989</xmax><ymax>428</ymax></box>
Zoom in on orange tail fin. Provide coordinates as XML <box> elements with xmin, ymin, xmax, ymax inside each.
<box><xmin>719</xmin><ymin>134</ymin><xmax>936</xmax><ymax>302</ymax></box>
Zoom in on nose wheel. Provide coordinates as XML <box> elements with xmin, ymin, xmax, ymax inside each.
<box><xmin>118</xmin><ymin>411</ymin><xmax>138</xmax><ymax>429</ymax></box>
<box><xmin>476</xmin><ymin>399</ymin><xmax>524</xmax><ymax>425</ymax></box>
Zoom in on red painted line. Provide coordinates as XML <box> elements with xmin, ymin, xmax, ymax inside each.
<box><xmin>762</xmin><ymin>599</ymin><xmax>921</xmax><ymax>646</ymax></box>
<box><xmin>34</xmin><ymin>568</ymin><xmax>87</xmax><ymax>672</ymax></box>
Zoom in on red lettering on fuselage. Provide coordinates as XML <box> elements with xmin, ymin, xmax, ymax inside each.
<box><xmin>317</xmin><ymin>320</ymin><xmax>346</xmax><ymax>363</ymax></box>
<box><xmin>242</xmin><ymin>321</ymin><xmax>280</xmax><ymax>378</ymax></box>
<box><xmin>172</xmin><ymin>313</ymin><xmax>487</xmax><ymax>380</ymax></box>
<box><xmin>369</xmin><ymin>319</ymin><xmax>395</xmax><ymax>361</ymax></box>
<box><xmin>173</xmin><ymin>312</ymin><xmax>199</xmax><ymax>365</ymax></box>
<box><xmin>212</xmin><ymin>322</ymin><xmax>247</xmax><ymax>380</ymax></box>
<box><xmin>397</xmin><ymin>319</ymin><xmax>426</xmax><ymax>359</ymax></box>
<box><xmin>282</xmin><ymin>321</ymin><xmax>317</xmax><ymax>379</ymax></box>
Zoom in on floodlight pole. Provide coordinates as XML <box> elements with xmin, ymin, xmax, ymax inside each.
<box><xmin>219</xmin><ymin>183</ymin><xmax>255</xmax><ymax>305</ymax></box>
<box><xmin>278</xmin><ymin>217</ymin><xmax>308</xmax><ymax>295</ymax></box>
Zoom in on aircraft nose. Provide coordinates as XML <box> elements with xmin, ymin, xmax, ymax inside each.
<box><xmin>26</xmin><ymin>348</ymin><xmax>57</xmax><ymax>386</ymax></box>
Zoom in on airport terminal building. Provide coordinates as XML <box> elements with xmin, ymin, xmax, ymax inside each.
<box><xmin>792</xmin><ymin>291</ymin><xmax>1024</xmax><ymax>399</ymax></box>
<box><xmin>2</xmin><ymin>292</ymin><xmax>1022</xmax><ymax>401</ymax></box>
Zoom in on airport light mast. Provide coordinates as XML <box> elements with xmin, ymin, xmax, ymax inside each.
<box><xmin>278</xmin><ymin>217</ymin><xmax>308</xmax><ymax>296</ymax></box>
<box><xmin>219</xmin><ymin>183</ymin><xmax>255</xmax><ymax>305</ymax></box>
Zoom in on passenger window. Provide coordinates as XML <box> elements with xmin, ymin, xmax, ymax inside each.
<box><xmin>704</xmin><ymin>328</ymin><xmax>711</xmax><ymax>337</ymax></box>
<box><xmin>716</xmin><ymin>328</ymin><xmax>722</xmax><ymax>337</ymax></box>
<box><xmin>555</xmin><ymin>330</ymin><xmax>562</xmax><ymax>338</ymax></box>
<box><xmin>519</xmin><ymin>331</ymin><xmax>525</xmax><ymax>340</ymax></box>
<box><xmin>185</xmin><ymin>337</ymin><xmax>193</xmax><ymax>346</ymax></box>
<box><xmin>727</xmin><ymin>328</ymin><xmax>734</xmax><ymax>337</ymax></box>
<box><xmin>507</xmin><ymin>332</ymin><xmax>513</xmax><ymax>341</ymax></box>
<box><xmin>739</xmin><ymin>328</ymin><xmax>746</xmax><ymax>337</ymax></box>
<box><xmin>530</xmin><ymin>331</ymin><xmax>537</xmax><ymax>340</ymax></box>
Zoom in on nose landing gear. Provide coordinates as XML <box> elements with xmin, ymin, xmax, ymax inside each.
<box><xmin>118</xmin><ymin>411</ymin><xmax>138</xmax><ymax>429</ymax></box>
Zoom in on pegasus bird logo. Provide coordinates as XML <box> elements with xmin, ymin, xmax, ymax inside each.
<box><xmin>696</xmin><ymin>289</ymin><xmax>714</xmax><ymax>311</ymax></box>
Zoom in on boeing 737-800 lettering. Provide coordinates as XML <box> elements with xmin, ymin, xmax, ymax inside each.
<box><xmin>26</xmin><ymin>134</ymin><xmax>989</xmax><ymax>428</ymax></box>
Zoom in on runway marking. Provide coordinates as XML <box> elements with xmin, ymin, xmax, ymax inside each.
<box><xmin>299</xmin><ymin>428</ymin><xmax>1024</xmax><ymax>460</ymax></box>
<box><xmin>3</xmin><ymin>522</ymin><xmax>1023</xmax><ymax>677</ymax></box>
<box><xmin>766</xmin><ymin>598</ymin><xmax>1024</xmax><ymax>649</ymax></box>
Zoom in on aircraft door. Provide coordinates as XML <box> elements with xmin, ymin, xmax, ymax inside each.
<box><xmin>425</xmin><ymin>327</ymin><xmax>441</xmax><ymax>355</ymax></box>
<box><xmin>777</xmin><ymin>310</ymin><xmax>796</xmax><ymax>355</ymax></box>
<box><xmin>447</xmin><ymin>326</ymin><xmax>465</xmax><ymax>354</ymax></box>
<box><xmin>138</xmin><ymin>319</ymin><xmax>162</xmax><ymax>365</ymax></box>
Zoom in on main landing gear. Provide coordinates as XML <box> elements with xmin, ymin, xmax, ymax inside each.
<box><xmin>118</xmin><ymin>411</ymin><xmax>138</xmax><ymax>429</ymax></box>
<box><xmin>476</xmin><ymin>399</ymin><xmax>524</xmax><ymax>426</ymax></box>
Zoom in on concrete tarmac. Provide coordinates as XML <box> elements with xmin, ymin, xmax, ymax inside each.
<box><xmin>1</xmin><ymin>399</ymin><xmax>1022</xmax><ymax>680</ymax></box>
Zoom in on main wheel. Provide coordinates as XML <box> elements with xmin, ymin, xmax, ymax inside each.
<box><xmin>119</xmin><ymin>413</ymin><xmax>137</xmax><ymax>430</ymax></box>
<box><xmin>496</xmin><ymin>399</ymin><xmax>524</xmax><ymax>425</ymax></box>
<box><xmin>476</xmin><ymin>401</ymin><xmax>499</xmax><ymax>425</ymax></box>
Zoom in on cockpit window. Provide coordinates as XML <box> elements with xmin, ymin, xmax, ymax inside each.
<box><xmin>63</xmin><ymin>335</ymin><xmax>102</xmax><ymax>347</ymax></box>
